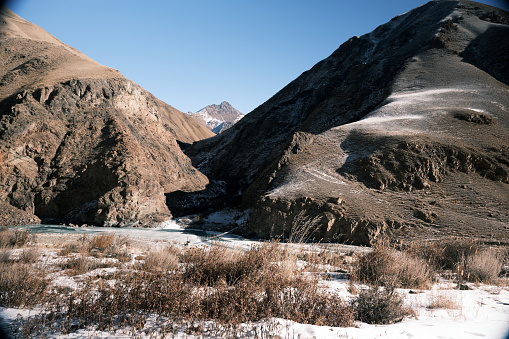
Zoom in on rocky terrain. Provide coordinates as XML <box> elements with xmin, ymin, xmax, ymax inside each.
<box><xmin>0</xmin><ymin>8</ymin><xmax>215</xmax><ymax>226</ymax></box>
<box><xmin>186</xmin><ymin>101</ymin><xmax>243</xmax><ymax>133</ymax></box>
<box><xmin>185</xmin><ymin>0</ymin><xmax>509</xmax><ymax>244</ymax></box>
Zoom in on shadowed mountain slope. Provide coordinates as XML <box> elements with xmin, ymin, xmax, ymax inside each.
<box><xmin>185</xmin><ymin>0</ymin><xmax>509</xmax><ymax>244</ymax></box>
<box><xmin>0</xmin><ymin>8</ymin><xmax>214</xmax><ymax>226</ymax></box>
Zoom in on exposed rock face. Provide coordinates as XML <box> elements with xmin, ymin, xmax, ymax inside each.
<box><xmin>186</xmin><ymin>0</ymin><xmax>509</xmax><ymax>244</ymax></box>
<box><xmin>0</xmin><ymin>8</ymin><xmax>214</xmax><ymax>226</ymax></box>
<box><xmin>186</xmin><ymin>101</ymin><xmax>243</xmax><ymax>133</ymax></box>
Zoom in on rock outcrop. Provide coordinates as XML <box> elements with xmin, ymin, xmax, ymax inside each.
<box><xmin>185</xmin><ymin>0</ymin><xmax>509</xmax><ymax>244</ymax></box>
<box><xmin>0</xmin><ymin>8</ymin><xmax>214</xmax><ymax>226</ymax></box>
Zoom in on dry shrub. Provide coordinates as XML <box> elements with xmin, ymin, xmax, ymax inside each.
<box><xmin>143</xmin><ymin>248</ymin><xmax>179</xmax><ymax>272</ymax></box>
<box><xmin>407</xmin><ymin>238</ymin><xmax>482</xmax><ymax>270</ymax></box>
<box><xmin>354</xmin><ymin>242</ymin><xmax>433</xmax><ymax>289</ymax></box>
<box><xmin>58</xmin><ymin>255</ymin><xmax>117</xmax><ymax>276</ymax></box>
<box><xmin>203</xmin><ymin>272</ymin><xmax>355</xmax><ymax>327</ymax></box>
<box><xmin>0</xmin><ymin>250</ymin><xmax>10</xmax><ymax>263</ymax></box>
<box><xmin>352</xmin><ymin>286</ymin><xmax>411</xmax><ymax>324</ymax></box>
<box><xmin>460</xmin><ymin>248</ymin><xmax>504</xmax><ymax>283</ymax></box>
<box><xmin>90</xmin><ymin>233</ymin><xmax>115</xmax><ymax>251</ymax></box>
<box><xmin>19</xmin><ymin>247</ymin><xmax>39</xmax><ymax>264</ymax></box>
<box><xmin>426</xmin><ymin>290</ymin><xmax>460</xmax><ymax>310</ymax></box>
<box><xmin>289</xmin><ymin>211</ymin><xmax>322</xmax><ymax>243</ymax></box>
<box><xmin>182</xmin><ymin>243</ymin><xmax>279</xmax><ymax>286</ymax></box>
<box><xmin>58</xmin><ymin>255</ymin><xmax>96</xmax><ymax>276</ymax></box>
<box><xmin>0</xmin><ymin>227</ymin><xmax>31</xmax><ymax>248</ymax></box>
<box><xmin>58</xmin><ymin>241</ymin><xmax>85</xmax><ymax>256</ymax></box>
<box><xmin>16</xmin><ymin>242</ymin><xmax>356</xmax><ymax>336</ymax></box>
<box><xmin>0</xmin><ymin>262</ymin><xmax>48</xmax><ymax>307</ymax></box>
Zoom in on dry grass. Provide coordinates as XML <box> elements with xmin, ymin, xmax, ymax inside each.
<box><xmin>426</xmin><ymin>290</ymin><xmax>461</xmax><ymax>310</ymax></box>
<box><xmin>406</xmin><ymin>238</ymin><xmax>482</xmax><ymax>270</ymax></box>
<box><xmin>297</xmin><ymin>246</ymin><xmax>350</xmax><ymax>270</ymax></box>
<box><xmin>459</xmin><ymin>248</ymin><xmax>504</xmax><ymax>283</ymax></box>
<box><xmin>59</xmin><ymin>234</ymin><xmax>131</xmax><ymax>263</ymax></box>
<box><xmin>18</xmin><ymin>247</ymin><xmax>39</xmax><ymax>264</ymax></box>
<box><xmin>10</xmin><ymin>236</ymin><xmax>503</xmax><ymax>337</ymax></box>
<box><xmin>142</xmin><ymin>247</ymin><xmax>179</xmax><ymax>272</ymax></box>
<box><xmin>354</xmin><ymin>242</ymin><xmax>434</xmax><ymax>289</ymax></box>
<box><xmin>0</xmin><ymin>261</ymin><xmax>48</xmax><ymax>307</ymax></box>
<box><xmin>289</xmin><ymin>211</ymin><xmax>322</xmax><ymax>243</ymax></box>
<box><xmin>12</xmin><ymin>241</ymin><xmax>357</xmax><ymax>337</ymax></box>
<box><xmin>0</xmin><ymin>227</ymin><xmax>31</xmax><ymax>249</ymax></box>
<box><xmin>90</xmin><ymin>232</ymin><xmax>115</xmax><ymax>250</ymax></box>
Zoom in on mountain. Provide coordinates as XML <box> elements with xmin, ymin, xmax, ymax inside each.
<box><xmin>0</xmin><ymin>8</ymin><xmax>215</xmax><ymax>226</ymax></box>
<box><xmin>186</xmin><ymin>101</ymin><xmax>243</xmax><ymax>133</ymax></box>
<box><xmin>184</xmin><ymin>0</ymin><xmax>509</xmax><ymax>244</ymax></box>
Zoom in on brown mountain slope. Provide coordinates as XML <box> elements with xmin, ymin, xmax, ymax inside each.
<box><xmin>0</xmin><ymin>8</ymin><xmax>214</xmax><ymax>226</ymax></box>
<box><xmin>185</xmin><ymin>0</ymin><xmax>509</xmax><ymax>244</ymax></box>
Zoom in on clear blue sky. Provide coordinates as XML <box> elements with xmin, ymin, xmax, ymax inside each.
<box><xmin>5</xmin><ymin>0</ymin><xmax>509</xmax><ymax>114</ymax></box>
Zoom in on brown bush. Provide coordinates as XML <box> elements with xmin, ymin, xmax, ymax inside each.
<box><xmin>0</xmin><ymin>250</ymin><xmax>10</xmax><ymax>263</ymax></box>
<box><xmin>460</xmin><ymin>248</ymin><xmax>504</xmax><ymax>283</ymax></box>
<box><xmin>406</xmin><ymin>238</ymin><xmax>482</xmax><ymax>270</ymax></box>
<box><xmin>0</xmin><ymin>228</ymin><xmax>31</xmax><ymax>248</ymax></box>
<box><xmin>58</xmin><ymin>254</ymin><xmax>118</xmax><ymax>276</ymax></box>
<box><xmin>426</xmin><ymin>290</ymin><xmax>460</xmax><ymax>310</ymax></box>
<box><xmin>19</xmin><ymin>247</ymin><xmax>39</xmax><ymax>264</ymax></box>
<box><xmin>0</xmin><ymin>262</ymin><xmax>48</xmax><ymax>307</ymax></box>
<box><xmin>182</xmin><ymin>243</ymin><xmax>279</xmax><ymax>286</ymax></box>
<box><xmin>15</xmin><ymin>242</ymin><xmax>356</xmax><ymax>336</ymax></box>
<box><xmin>58</xmin><ymin>241</ymin><xmax>85</xmax><ymax>256</ymax></box>
<box><xmin>143</xmin><ymin>247</ymin><xmax>179</xmax><ymax>272</ymax></box>
<box><xmin>354</xmin><ymin>243</ymin><xmax>433</xmax><ymax>289</ymax></box>
<box><xmin>352</xmin><ymin>286</ymin><xmax>411</xmax><ymax>324</ymax></box>
<box><xmin>90</xmin><ymin>233</ymin><xmax>115</xmax><ymax>251</ymax></box>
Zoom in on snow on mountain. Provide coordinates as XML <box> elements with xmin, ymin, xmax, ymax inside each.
<box><xmin>186</xmin><ymin>101</ymin><xmax>244</xmax><ymax>133</ymax></box>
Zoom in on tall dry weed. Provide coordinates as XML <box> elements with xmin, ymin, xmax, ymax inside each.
<box><xmin>459</xmin><ymin>248</ymin><xmax>504</xmax><ymax>283</ymax></box>
<box><xmin>354</xmin><ymin>242</ymin><xmax>433</xmax><ymax>289</ymax></box>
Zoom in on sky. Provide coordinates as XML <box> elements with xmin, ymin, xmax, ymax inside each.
<box><xmin>4</xmin><ymin>0</ymin><xmax>509</xmax><ymax>114</ymax></box>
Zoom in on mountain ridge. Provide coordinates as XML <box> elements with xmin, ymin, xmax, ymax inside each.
<box><xmin>0</xmin><ymin>7</ymin><xmax>214</xmax><ymax>226</ymax></box>
<box><xmin>183</xmin><ymin>0</ymin><xmax>509</xmax><ymax>244</ymax></box>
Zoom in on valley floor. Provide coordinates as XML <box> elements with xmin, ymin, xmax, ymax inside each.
<box><xmin>0</xmin><ymin>225</ymin><xmax>508</xmax><ymax>338</ymax></box>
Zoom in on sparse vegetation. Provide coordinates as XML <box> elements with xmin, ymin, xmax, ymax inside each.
<box><xmin>405</xmin><ymin>237</ymin><xmax>483</xmax><ymax>271</ymax></box>
<box><xmin>354</xmin><ymin>241</ymin><xmax>434</xmax><ymax>289</ymax></box>
<box><xmin>2</xmin><ymin>233</ymin><xmax>507</xmax><ymax>337</ymax></box>
<box><xmin>426</xmin><ymin>290</ymin><xmax>461</xmax><ymax>310</ymax></box>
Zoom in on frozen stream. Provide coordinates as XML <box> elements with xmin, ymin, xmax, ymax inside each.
<box><xmin>11</xmin><ymin>220</ymin><xmax>370</xmax><ymax>254</ymax></box>
<box><xmin>12</xmin><ymin>220</ymin><xmax>253</xmax><ymax>248</ymax></box>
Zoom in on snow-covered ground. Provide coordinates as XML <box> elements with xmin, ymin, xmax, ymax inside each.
<box><xmin>1</xmin><ymin>222</ymin><xmax>508</xmax><ymax>338</ymax></box>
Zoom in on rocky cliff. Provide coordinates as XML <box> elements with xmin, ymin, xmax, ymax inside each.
<box><xmin>0</xmin><ymin>8</ymin><xmax>215</xmax><ymax>226</ymax></box>
<box><xmin>185</xmin><ymin>0</ymin><xmax>509</xmax><ymax>244</ymax></box>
